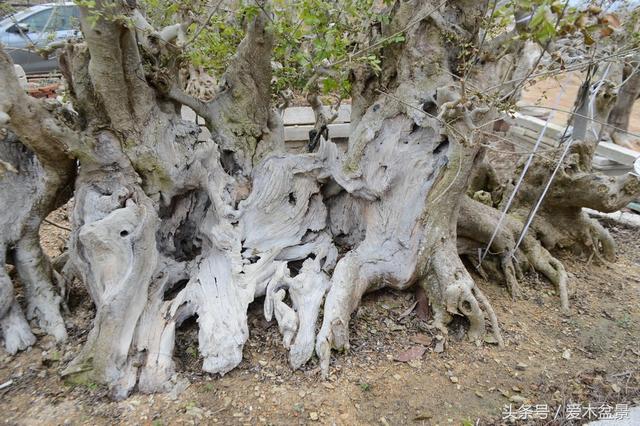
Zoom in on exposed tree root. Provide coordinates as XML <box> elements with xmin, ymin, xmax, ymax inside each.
<box><xmin>265</xmin><ymin>258</ymin><xmax>331</xmax><ymax>369</ymax></box>
<box><xmin>14</xmin><ymin>234</ymin><xmax>67</xmax><ymax>342</ymax></box>
<box><xmin>505</xmin><ymin>82</ymin><xmax>639</xmax><ymax>266</ymax></box>
<box><xmin>0</xmin><ymin>130</ymin><xmax>72</xmax><ymax>353</ymax></box>
<box><xmin>458</xmin><ymin>81</ymin><xmax>640</xmax><ymax>315</ymax></box>
<box><xmin>458</xmin><ymin>196</ymin><xmax>571</xmax><ymax>313</ymax></box>
<box><xmin>472</xmin><ymin>286</ymin><xmax>504</xmax><ymax>346</ymax></box>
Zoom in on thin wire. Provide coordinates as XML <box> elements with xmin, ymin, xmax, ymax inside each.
<box><xmin>589</xmin><ymin>63</ymin><xmax>612</xmax><ymax>139</ymax></box>
<box><xmin>499</xmin><ymin>0</ymin><xmax>570</xmax><ymax>103</ymax></box>
<box><xmin>516</xmin><ymin>104</ymin><xmax>640</xmax><ymax>139</ymax></box>
<box><xmin>8</xmin><ymin>13</ymin><xmax>36</xmax><ymax>47</ymax></box>
<box><xmin>10</xmin><ymin>1</ymin><xmax>64</xmax><ymax>47</ymax></box>
<box><xmin>462</xmin><ymin>0</ymin><xmax>498</xmax><ymax>82</ymax></box>
<box><xmin>615</xmin><ymin>58</ymin><xmax>640</xmax><ymax>90</ymax></box>
<box><xmin>476</xmin><ymin>87</ymin><xmax>565</xmax><ymax>268</ymax></box>
<box><xmin>43</xmin><ymin>218</ymin><xmax>71</xmax><ymax>232</ymax></box>
<box><xmin>185</xmin><ymin>0</ymin><xmax>225</xmax><ymax>47</ymax></box>
<box><xmin>327</xmin><ymin>0</ymin><xmax>449</xmax><ymax>69</ymax></box>
<box><xmin>483</xmin><ymin>46</ymin><xmax>640</xmax><ymax>93</ymax></box>
<box><xmin>477</xmin><ymin>130</ymin><xmax>559</xmax><ymax>162</ymax></box>
<box><xmin>510</xmin><ymin>64</ymin><xmax>612</xmax><ymax>257</ymax></box>
<box><xmin>511</xmin><ymin>135</ymin><xmax>575</xmax><ymax>256</ymax></box>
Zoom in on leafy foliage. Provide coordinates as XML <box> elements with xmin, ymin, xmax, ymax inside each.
<box><xmin>131</xmin><ymin>0</ymin><xmax>635</xmax><ymax>105</ymax></box>
<box><xmin>0</xmin><ymin>3</ymin><xmax>16</xmax><ymax>19</ymax></box>
<box><xmin>138</xmin><ymin>0</ymin><xmax>400</xmax><ymax>101</ymax></box>
<box><xmin>495</xmin><ymin>0</ymin><xmax>626</xmax><ymax>46</ymax></box>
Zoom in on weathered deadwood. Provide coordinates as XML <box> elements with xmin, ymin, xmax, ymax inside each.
<box><xmin>0</xmin><ymin>49</ymin><xmax>76</xmax><ymax>353</ymax></box>
<box><xmin>315</xmin><ymin>0</ymin><xmax>518</xmax><ymax>373</ymax></box>
<box><xmin>42</xmin><ymin>0</ymin><xmax>524</xmax><ymax>391</ymax></box>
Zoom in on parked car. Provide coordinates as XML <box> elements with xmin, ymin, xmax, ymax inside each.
<box><xmin>0</xmin><ymin>3</ymin><xmax>80</xmax><ymax>74</ymax></box>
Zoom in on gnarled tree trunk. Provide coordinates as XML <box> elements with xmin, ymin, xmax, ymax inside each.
<box><xmin>0</xmin><ymin>55</ymin><xmax>76</xmax><ymax>354</ymax></box>
<box><xmin>1</xmin><ymin>0</ymin><xmax>638</xmax><ymax>400</ymax></box>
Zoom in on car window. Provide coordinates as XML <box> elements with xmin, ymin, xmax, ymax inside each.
<box><xmin>53</xmin><ymin>6</ymin><xmax>80</xmax><ymax>31</ymax></box>
<box><xmin>1</xmin><ymin>8</ymin><xmax>37</xmax><ymax>28</ymax></box>
<box><xmin>18</xmin><ymin>6</ymin><xmax>79</xmax><ymax>33</ymax></box>
<box><xmin>18</xmin><ymin>9</ymin><xmax>52</xmax><ymax>32</ymax></box>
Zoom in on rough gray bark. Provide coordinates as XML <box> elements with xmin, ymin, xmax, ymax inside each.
<box><xmin>462</xmin><ymin>82</ymin><xmax>640</xmax><ymax>313</ymax></box>
<box><xmin>607</xmin><ymin>55</ymin><xmax>640</xmax><ymax>148</ymax></box>
<box><xmin>1</xmin><ymin>0</ymin><xmax>638</xmax><ymax>400</ymax></box>
<box><xmin>0</xmin><ymin>51</ymin><xmax>76</xmax><ymax>354</ymax></box>
<box><xmin>508</xmin><ymin>82</ymin><xmax>639</xmax><ymax>263</ymax></box>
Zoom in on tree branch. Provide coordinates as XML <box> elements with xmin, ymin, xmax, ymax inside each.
<box><xmin>78</xmin><ymin>1</ymin><xmax>154</xmax><ymax>134</ymax></box>
<box><xmin>0</xmin><ymin>47</ymin><xmax>77</xmax><ymax>169</ymax></box>
<box><xmin>167</xmin><ymin>85</ymin><xmax>214</xmax><ymax>123</ymax></box>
